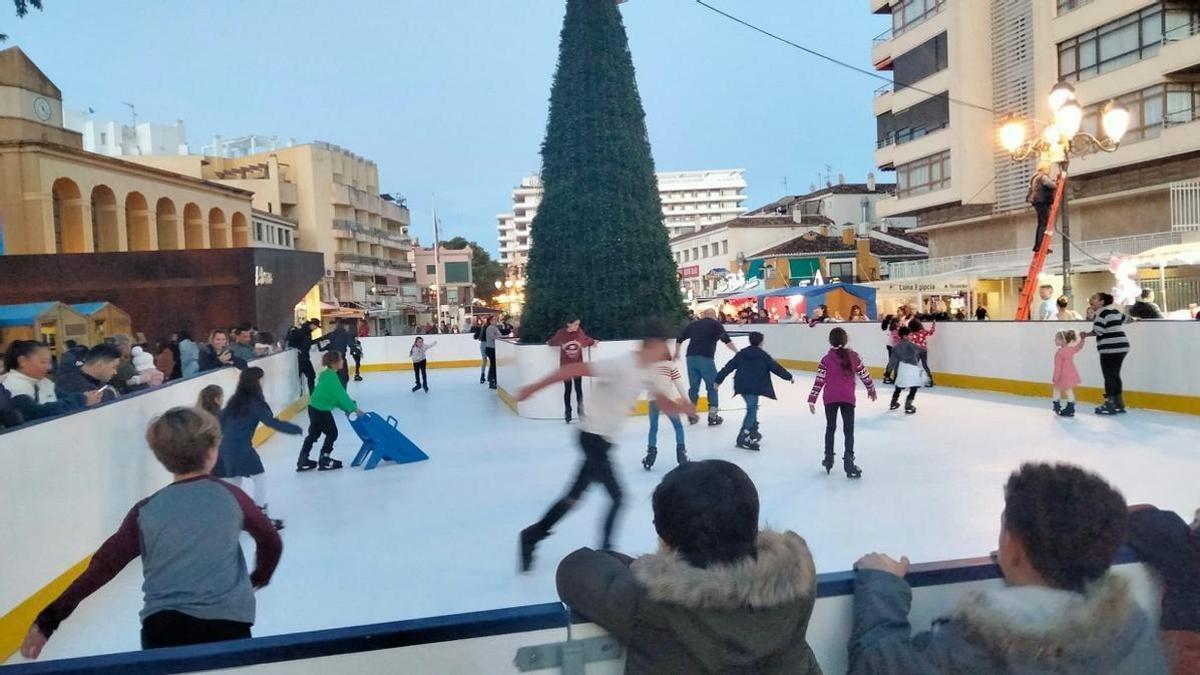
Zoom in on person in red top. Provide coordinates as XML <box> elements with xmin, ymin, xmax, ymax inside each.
<box><xmin>547</xmin><ymin>317</ymin><xmax>598</xmax><ymax>424</ymax></box>
<box><xmin>907</xmin><ymin>320</ymin><xmax>936</xmax><ymax>386</ymax></box>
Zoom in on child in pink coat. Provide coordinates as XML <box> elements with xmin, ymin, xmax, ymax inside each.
<box><xmin>1052</xmin><ymin>330</ymin><xmax>1087</xmax><ymax>417</ymax></box>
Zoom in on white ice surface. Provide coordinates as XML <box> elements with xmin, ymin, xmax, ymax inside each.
<box><xmin>17</xmin><ymin>367</ymin><xmax>1200</xmax><ymax>662</ymax></box>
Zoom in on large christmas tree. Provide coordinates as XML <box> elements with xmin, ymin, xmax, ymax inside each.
<box><xmin>519</xmin><ymin>0</ymin><xmax>686</xmax><ymax>342</ymax></box>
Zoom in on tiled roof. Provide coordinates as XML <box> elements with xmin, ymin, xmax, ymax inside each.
<box><xmin>880</xmin><ymin>229</ymin><xmax>929</xmax><ymax>246</ymax></box>
<box><xmin>748</xmin><ymin>232</ymin><xmax>926</xmax><ymax>260</ymax></box>
<box><xmin>668</xmin><ymin>215</ymin><xmax>813</xmax><ymax>244</ymax></box>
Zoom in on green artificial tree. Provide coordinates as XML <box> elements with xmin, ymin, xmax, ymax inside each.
<box><xmin>520</xmin><ymin>0</ymin><xmax>685</xmax><ymax>342</ymax></box>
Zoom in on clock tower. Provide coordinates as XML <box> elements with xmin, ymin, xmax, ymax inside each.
<box><xmin>0</xmin><ymin>46</ymin><xmax>83</xmax><ymax>147</ymax></box>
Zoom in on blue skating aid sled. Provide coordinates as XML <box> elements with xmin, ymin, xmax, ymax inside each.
<box><xmin>349</xmin><ymin>412</ymin><xmax>429</xmax><ymax>470</ymax></box>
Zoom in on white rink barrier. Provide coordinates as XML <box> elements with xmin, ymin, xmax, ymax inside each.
<box><xmin>3</xmin><ymin>553</ymin><xmax>1157</xmax><ymax>674</ymax></box>
<box><xmin>749</xmin><ymin>321</ymin><xmax>1198</xmax><ymax>414</ymax></box>
<box><xmin>0</xmin><ymin>351</ymin><xmax>302</xmax><ymax>653</ymax></box>
<box><xmin>355</xmin><ymin>334</ymin><xmax>485</xmax><ymax>371</ymax></box>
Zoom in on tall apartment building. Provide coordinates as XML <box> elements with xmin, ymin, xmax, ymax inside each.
<box><xmin>63</xmin><ymin>110</ymin><xmax>189</xmax><ymax>157</ymax></box>
<box><xmin>129</xmin><ymin>142</ymin><xmax>414</xmax><ymax>331</ymax></box>
<box><xmin>496</xmin><ymin>169</ymin><xmax>747</xmax><ymax>267</ymax></box>
<box><xmin>870</xmin><ymin>0</ymin><xmax>1200</xmax><ymax>315</ymax></box>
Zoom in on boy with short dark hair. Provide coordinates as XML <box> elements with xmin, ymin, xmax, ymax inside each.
<box><xmin>714</xmin><ymin>331</ymin><xmax>793</xmax><ymax>451</ymax></box>
<box><xmin>556</xmin><ymin>460</ymin><xmax>821</xmax><ymax>674</ymax></box>
<box><xmin>849</xmin><ymin>463</ymin><xmax>1166</xmax><ymax>674</ymax></box>
<box><xmin>21</xmin><ymin>408</ymin><xmax>283</xmax><ymax>659</ymax></box>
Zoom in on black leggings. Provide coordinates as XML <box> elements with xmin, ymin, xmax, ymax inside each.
<box><xmin>414</xmin><ymin>360</ymin><xmax>428</xmax><ymax>388</ymax></box>
<box><xmin>299</xmin><ymin>407</ymin><xmax>338</xmax><ymax>461</ymax></box>
<box><xmin>486</xmin><ymin>347</ymin><xmax>497</xmax><ymax>384</ymax></box>
<box><xmin>1099</xmin><ymin>352</ymin><xmax>1126</xmax><ymax>399</ymax></box>
<box><xmin>141</xmin><ymin>610</ymin><xmax>251</xmax><ymax>649</ymax></box>
<box><xmin>530</xmin><ymin>432</ymin><xmax>622</xmax><ymax>549</ymax></box>
<box><xmin>919</xmin><ymin>351</ymin><xmax>933</xmax><ymax>383</ymax></box>
<box><xmin>1033</xmin><ymin>202</ymin><xmax>1052</xmax><ymax>252</ymax></box>
<box><xmin>824</xmin><ymin>403</ymin><xmax>855</xmax><ymax>457</ymax></box>
<box><xmin>298</xmin><ymin>355</ymin><xmax>316</xmax><ymax>394</ymax></box>
<box><xmin>883</xmin><ymin>346</ymin><xmax>894</xmax><ymax>379</ymax></box>
<box><xmin>891</xmin><ymin>386</ymin><xmax>918</xmax><ymax>406</ymax></box>
<box><xmin>563</xmin><ymin>376</ymin><xmax>583</xmax><ymax>416</ymax></box>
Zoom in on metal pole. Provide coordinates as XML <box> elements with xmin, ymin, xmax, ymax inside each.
<box><xmin>1059</xmin><ymin>160</ymin><xmax>1072</xmax><ymax>303</ymax></box>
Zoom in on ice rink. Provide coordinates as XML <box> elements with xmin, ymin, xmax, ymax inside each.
<box><xmin>20</xmin><ymin>366</ymin><xmax>1200</xmax><ymax>663</ymax></box>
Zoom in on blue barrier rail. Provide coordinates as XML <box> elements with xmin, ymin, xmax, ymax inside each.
<box><xmin>0</xmin><ymin>548</ymin><xmax>1141</xmax><ymax>674</ymax></box>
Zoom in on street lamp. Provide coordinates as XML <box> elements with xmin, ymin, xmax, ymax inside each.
<box><xmin>999</xmin><ymin>82</ymin><xmax>1128</xmax><ymax>302</ymax></box>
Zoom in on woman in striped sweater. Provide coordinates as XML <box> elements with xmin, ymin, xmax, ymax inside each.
<box><xmin>1081</xmin><ymin>292</ymin><xmax>1132</xmax><ymax>415</ymax></box>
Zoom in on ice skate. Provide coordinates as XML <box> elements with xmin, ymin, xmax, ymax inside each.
<box><xmin>1053</xmin><ymin>401</ymin><xmax>1062</xmax><ymax>415</ymax></box>
<box><xmin>889</xmin><ymin>401</ymin><xmax>901</xmax><ymax>411</ymax></box>
<box><xmin>1114</xmin><ymin>395</ymin><xmax>1127</xmax><ymax>413</ymax></box>
<box><xmin>735</xmin><ymin>428</ymin><xmax>759</xmax><ymax>451</ymax></box>
<box><xmin>642</xmin><ymin>447</ymin><xmax>657</xmax><ymax>470</ymax></box>
<box><xmin>318</xmin><ymin>455</ymin><xmax>343</xmax><ymax>471</ymax></box>
<box><xmin>822</xmin><ymin>450</ymin><xmax>835</xmax><ymax>475</ymax></box>
<box><xmin>1059</xmin><ymin>402</ymin><xmax>1076</xmax><ymax>417</ymax></box>
<box><xmin>675</xmin><ymin>443</ymin><xmax>689</xmax><ymax>465</ymax></box>
<box><xmin>296</xmin><ymin>457</ymin><xmax>317</xmax><ymax>472</ymax></box>
<box><xmin>260</xmin><ymin>506</ymin><xmax>284</xmax><ymax>531</ymax></box>
<box><xmin>519</xmin><ymin>525</ymin><xmax>546</xmax><ymax>572</ymax></box>
<box><xmin>354</xmin><ymin>375</ymin><xmax>363</xmax><ymax>382</ymax></box>
<box><xmin>411</xmin><ymin>384</ymin><xmax>421</xmax><ymax>392</ymax></box>
<box><xmin>707</xmin><ymin>412</ymin><xmax>723</xmax><ymax>426</ymax></box>
<box><xmin>687</xmin><ymin>414</ymin><xmax>700</xmax><ymax>425</ymax></box>
<box><xmin>1095</xmin><ymin>397</ymin><xmax>1119</xmax><ymax>415</ymax></box>
<box><xmin>904</xmin><ymin>404</ymin><xmax>917</xmax><ymax>415</ymax></box>
<box><xmin>748</xmin><ymin>423</ymin><xmax>762</xmax><ymax>442</ymax></box>
<box><xmin>843</xmin><ymin>452</ymin><xmax>863</xmax><ymax>479</ymax></box>
<box><xmin>423</xmin><ymin>385</ymin><xmax>429</xmax><ymax>393</ymax></box>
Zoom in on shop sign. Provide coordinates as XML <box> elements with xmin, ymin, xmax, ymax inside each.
<box><xmin>678</xmin><ymin>265</ymin><xmax>700</xmax><ymax>279</ymax></box>
<box><xmin>254</xmin><ymin>266</ymin><xmax>273</xmax><ymax>286</ymax></box>
<box><xmin>878</xmin><ymin>280</ymin><xmax>971</xmax><ymax>293</ymax></box>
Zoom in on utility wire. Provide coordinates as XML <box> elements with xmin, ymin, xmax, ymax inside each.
<box><xmin>694</xmin><ymin>0</ymin><xmax>996</xmax><ymax>115</ymax></box>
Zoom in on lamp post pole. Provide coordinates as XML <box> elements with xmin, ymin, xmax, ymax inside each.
<box><xmin>1059</xmin><ymin>158</ymin><xmax>1072</xmax><ymax>301</ymax></box>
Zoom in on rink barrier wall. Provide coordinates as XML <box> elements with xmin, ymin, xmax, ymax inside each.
<box><xmin>0</xmin><ymin>351</ymin><xmax>305</xmax><ymax>662</ymax></box>
<box><xmin>1</xmin><ymin>550</ymin><xmax>1154</xmax><ymax>674</ymax></box>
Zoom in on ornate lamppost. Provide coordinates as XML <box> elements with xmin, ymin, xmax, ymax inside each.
<box><xmin>999</xmin><ymin>81</ymin><xmax>1129</xmax><ymax>301</ymax></box>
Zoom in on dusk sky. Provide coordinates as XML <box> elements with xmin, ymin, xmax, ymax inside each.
<box><xmin>7</xmin><ymin>1</ymin><xmax>888</xmax><ymax>254</ymax></box>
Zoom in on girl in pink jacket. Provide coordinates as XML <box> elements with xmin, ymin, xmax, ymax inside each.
<box><xmin>808</xmin><ymin>328</ymin><xmax>876</xmax><ymax>479</ymax></box>
<box><xmin>1052</xmin><ymin>330</ymin><xmax>1087</xmax><ymax>417</ymax></box>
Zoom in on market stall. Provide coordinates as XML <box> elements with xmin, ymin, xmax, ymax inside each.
<box><xmin>0</xmin><ymin>302</ymin><xmax>91</xmax><ymax>355</ymax></box>
<box><xmin>72</xmin><ymin>302</ymin><xmax>133</xmax><ymax>345</ymax></box>
<box><xmin>757</xmin><ymin>283</ymin><xmax>878</xmax><ymax>322</ymax></box>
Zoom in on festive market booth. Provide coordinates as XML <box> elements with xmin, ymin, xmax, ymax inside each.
<box><xmin>1124</xmin><ymin>242</ymin><xmax>1200</xmax><ymax>319</ymax></box>
<box><xmin>759</xmin><ymin>283</ymin><xmax>878</xmax><ymax>322</ymax></box>
<box><xmin>71</xmin><ymin>302</ymin><xmax>133</xmax><ymax>345</ymax></box>
<box><xmin>0</xmin><ymin>302</ymin><xmax>90</xmax><ymax>356</ymax></box>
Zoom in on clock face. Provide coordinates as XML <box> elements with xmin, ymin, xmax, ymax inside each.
<box><xmin>33</xmin><ymin>97</ymin><xmax>52</xmax><ymax>122</ymax></box>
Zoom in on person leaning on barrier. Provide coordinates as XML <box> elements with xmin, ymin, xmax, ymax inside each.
<box><xmin>848</xmin><ymin>462</ymin><xmax>1166</xmax><ymax>675</ymax></box>
<box><xmin>556</xmin><ymin>460</ymin><xmax>821</xmax><ymax>675</ymax></box>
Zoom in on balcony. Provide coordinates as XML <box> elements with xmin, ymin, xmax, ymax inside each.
<box><xmin>1160</xmin><ymin>20</ymin><xmax>1200</xmax><ymax>76</ymax></box>
<box><xmin>331</xmin><ymin>183</ymin><xmax>382</xmax><ymax>213</ymax></box>
<box><xmin>334</xmin><ymin>252</ymin><xmax>414</xmax><ymax>277</ymax></box>
<box><xmin>332</xmin><ymin>219</ymin><xmax>411</xmax><ymax>246</ymax></box>
<box><xmin>380</xmin><ymin>199</ymin><xmax>411</xmax><ymax>225</ymax></box>
<box><xmin>886</xmin><ymin>232</ymin><xmax>1183</xmax><ymax>280</ymax></box>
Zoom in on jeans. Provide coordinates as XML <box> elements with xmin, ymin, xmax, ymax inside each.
<box><xmin>648</xmin><ymin>401</ymin><xmax>685</xmax><ymax>447</ymax></box>
<box><xmin>1099</xmin><ymin>352</ymin><xmax>1127</xmax><ymax>399</ymax></box>
<box><xmin>299</xmin><ymin>407</ymin><xmax>338</xmax><ymax>461</ymax></box>
<box><xmin>742</xmin><ymin>394</ymin><xmax>759</xmax><ymax>430</ymax></box>
<box><xmin>529</xmin><ymin>432</ymin><xmax>622</xmax><ymax>549</ymax></box>
<box><xmin>563</xmin><ymin>376</ymin><xmax>583</xmax><ymax>419</ymax></box>
<box><xmin>824</xmin><ymin>403</ymin><xmax>855</xmax><ymax>457</ymax></box>
<box><xmin>413</xmin><ymin>360</ymin><xmax>428</xmax><ymax>388</ymax></box>
<box><xmin>685</xmin><ymin>356</ymin><xmax>719</xmax><ymax>411</ymax></box>
<box><xmin>479</xmin><ymin>340</ymin><xmax>487</xmax><ymax>376</ymax></box>
<box><xmin>141</xmin><ymin>610</ymin><xmax>251</xmax><ymax>649</ymax></box>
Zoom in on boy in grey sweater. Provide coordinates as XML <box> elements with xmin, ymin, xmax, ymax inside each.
<box><xmin>22</xmin><ymin>407</ymin><xmax>282</xmax><ymax>658</ymax></box>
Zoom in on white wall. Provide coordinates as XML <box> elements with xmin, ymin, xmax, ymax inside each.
<box><xmin>0</xmin><ymin>352</ymin><xmax>300</xmax><ymax>617</ymax></box>
<box><xmin>750</xmin><ymin>321</ymin><xmax>1199</xmax><ymax>401</ymax></box>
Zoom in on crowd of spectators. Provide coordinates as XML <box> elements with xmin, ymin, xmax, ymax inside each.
<box><xmin>0</xmin><ymin>324</ymin><xmax>286</xmax><ymax>432</ymax></box>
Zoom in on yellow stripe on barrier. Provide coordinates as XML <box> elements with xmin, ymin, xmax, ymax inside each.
<box><xmin>0</xmin><ymin>556</ymin><xmax>92</xmax><ymax>661</ymax></box>
<box><xmin>775</xmin><ymin>359</ymin><xmax>1200</xmax><ymax>416</ymax></box>
<box><xmin>359</xmin><ymin>360</ymin><xmax>482</xmax><ymax>373</ymax></box>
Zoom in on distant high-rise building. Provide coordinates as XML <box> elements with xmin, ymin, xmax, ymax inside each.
<box><xmin>64</xmin><ymin>109</ymin><xmax>189</xmax><ymax>156</ymax></box>
<box><xmin>496</xmin><ymin>169</ymin><xmax>748</xmax><ymax>267</ymax></box>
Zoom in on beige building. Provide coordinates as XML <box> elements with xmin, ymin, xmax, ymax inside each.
<box><xmin>870</xmin><ymin>0</ymin><xmax>1200</xmax><ymax>316</ymax></box>
<box><xmin>0</xmin><ymin>47</ymin><xmax>253</xmax><ymax>256</ymax></box>
<box><xmin>129</xmin><ymin>143</ymin><xmax>415</xmax><ymax>319</ymax></box>
<box><xmin>413</xmin><ymin>245</ymin><xmax>474</xmax><ymax>327</ymax></box>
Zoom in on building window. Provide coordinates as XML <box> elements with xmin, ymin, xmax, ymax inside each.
<box><xmin>426</xmin><ymin>264</ymin><xmax>436</xmax><ymax>275</ymax></box>
<box><xmin>722</xmin><ymin>240</ymin><xmax>729</xmax><ymax>255</ymax></box>
<box><xmin>444</xmin><ymin>261</ymin><xmax>471</xmax><ymax>284</ymax></box>
<box><xmin>1057</xmin><ymin>4</ymin><xmax>1199</xmax><ymax>83</ymax></box>
<box><xmin>876</xmin><ymin>93</ymin><xmax>950</xmax><ymax>148</ymax></box>
<box><xmin>828</xmin><ymin>260</ymin><xmax>855</xmax><ymax>281</ymax></box>
<box><xmin>1057</xmin><ymin>0</ymin><xmax>1092</xmax><ymax>13</ymax></box>
<box><xmin>702</xmin><ymin>244</ymin><xmax>709</xmax><ymax>258</ymax></box>
<box><xmin>255</xmin><ymin>222</ymin><xmax>264</xmax><ymax>241</ymax></box>
<box><xmin>692</xmin><ymin>247</ymin><xmax>699</xmax><ymax>260</ymax></box>
<box><xmin>1081</xmin><ymin>81</ymin><xmax>1199</xmax><ymax>144</ymax></box>
<box><xmin>896</xmin><ymin>150</ymin><xmax>951</xmax><ymax>197</ymax></box>
<box><xmin>892</xmin><ymin>32</ymin><xmax>948</xmax><ymax>89</ymax></box>
<box><xmin>892</xmin><ymin>0</ymin><xmax>945</xmax><ymax>38</ymax></box>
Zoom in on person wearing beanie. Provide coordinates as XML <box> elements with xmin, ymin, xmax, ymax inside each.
<box><xmin>130</xmin><ymin>346</ymin><xmax>165</xmax><ymax>387</ymax></box>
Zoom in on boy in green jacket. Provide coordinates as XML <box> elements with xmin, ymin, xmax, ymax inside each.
<box><xmin>297</xmin><ymin>351</ymin><xmax>361</xmax><ymax>471</ymax></box>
